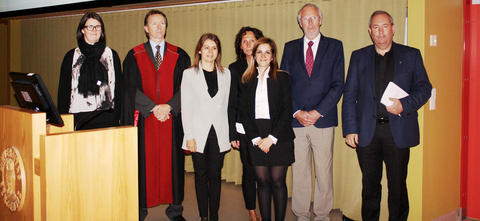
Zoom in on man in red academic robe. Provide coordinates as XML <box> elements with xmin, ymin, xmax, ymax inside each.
<box><xmin>121</xmin><ymin>10</ymin><xmax>190</xmax><ymax>221</ymax></box>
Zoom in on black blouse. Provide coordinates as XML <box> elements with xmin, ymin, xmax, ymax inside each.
<box><xmin>203</xmin><ymin>69</ymin><xmax>218</xmax><ymax>98</ymax></box>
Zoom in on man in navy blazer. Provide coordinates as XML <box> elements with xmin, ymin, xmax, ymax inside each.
<box><xmin>280</xmin><ymin>3</ymin><xmax>344</xmax><ymax>221</ymax></box>
<box><xmin>342</xmin><ymin>11</ymin><xmax>432</xmax><ymax>221</ymax></box>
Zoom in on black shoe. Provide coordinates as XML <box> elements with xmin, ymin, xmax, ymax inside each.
<box><xmin>170</xmin><ymin>216</ymin><xmax>186</xmax><ymax>221</ymax></box>
<box><xmin>200</xmin><ymin>218</ymin><xmax>208</xmax><ymax>221</ymax></box>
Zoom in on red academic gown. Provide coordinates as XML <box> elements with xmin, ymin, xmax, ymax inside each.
<box><xmin>121</xmin><ymin>42</ymin><xmax>191</xmax><ymax>208</ymax></box>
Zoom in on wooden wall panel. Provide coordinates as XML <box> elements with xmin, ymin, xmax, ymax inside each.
<box><xmin>0</xmin><ymin>24</ymin><xmax>7</xmax><ymax>105</ymax></box>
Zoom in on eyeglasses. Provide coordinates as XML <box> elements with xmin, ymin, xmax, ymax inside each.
<box><xmin>301</xmin><ymin>16</ymin><xmax>320</xmax><ymax>22</ymax></box>
<box><xmin>84</xmin><ymin>25</ymin><xmax>102</xmax><ymax>31</ymax></box>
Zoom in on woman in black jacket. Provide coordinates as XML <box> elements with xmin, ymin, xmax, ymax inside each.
<box><xmin>58</xmin><ymin>12</ymin><xmax>121</xmax><ymax>130</ymax></box>
<box><xmin>228</xmin><ymin>26</ymin><xmax>264</xmax><ymax>221</ymax></box>
<box><xmin>240</xmin><ymin>37</ymin><xmax>295</xmax><ymax>221</ymax></box>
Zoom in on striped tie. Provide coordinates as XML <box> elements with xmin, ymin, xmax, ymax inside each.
<box><xmin>154</xmin><ymin>45</ymin><xmax>162</xmax><ymax>70</ymax></box>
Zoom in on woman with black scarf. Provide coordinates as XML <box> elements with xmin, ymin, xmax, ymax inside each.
<box><xmin>58</xmin><ymin>12</ymin><xmax>122</xmax><ymax>130</ymax></box>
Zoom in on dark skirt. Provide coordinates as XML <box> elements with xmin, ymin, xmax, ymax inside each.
<box><xmin>248</xmin><ymin>119</ymin><xmax>294</xmax><ymax>166</ymax></box>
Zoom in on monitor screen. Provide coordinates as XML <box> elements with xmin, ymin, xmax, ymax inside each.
<box><xmin>10</xmin><ymin>72</ymin><xmax>64</xmax><ymax>126</ymax></box>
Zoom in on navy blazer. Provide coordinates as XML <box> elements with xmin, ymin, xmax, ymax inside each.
<box><xmin>342</xmin><ymin>43</ymin><xmax>432</xmax><ymax>148</ymax></box>
<box><xmin>280</xmin><ymin>35</ymin><xmax>345</xmax><ymax>128</ymax></box>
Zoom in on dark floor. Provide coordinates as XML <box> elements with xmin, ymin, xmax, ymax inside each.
<box><xmin>145</xmin><ymin>173</ymin><xmax>342</xmax><ymax>221</ymax></box>
<box><xmin>145</xmin><ymin>173</ymin><xmax>478</xmax><ymax>221</ymax></box>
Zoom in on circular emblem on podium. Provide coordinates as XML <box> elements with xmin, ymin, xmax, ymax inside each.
<box><xmin>0</xmin><ymin>146</ymin><xmax>26</xmax><ymax>212</ymax></box>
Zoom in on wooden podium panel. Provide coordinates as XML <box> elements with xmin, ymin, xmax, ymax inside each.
<box><xmin>40</xmin><ymin>126</ymin><xmax>138</xmax><ymax>221</ymax></box>
<box><xmin>0</xmin><ymin>105</ymin><xmax>46</xmax><ymax>221</ymax></box>
<box><xmin>46</xmin><ymin>114</ymin><xmax>74</xmax><ymax>134</ymax></box>
<box><xmin>1</xmin><ymin>106</ymin><xmax>138</xmax><ymax>221</ymax></box>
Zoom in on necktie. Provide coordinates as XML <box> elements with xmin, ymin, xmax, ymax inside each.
<box><xmin>306</xmin><ymin>41</ymin><xmax>314</xmax><ymax>77</ymax></box>
<box><xmin>154</xmin><ymin>45</ymin><xmax>162</xmax><ymax>70</ymax></box>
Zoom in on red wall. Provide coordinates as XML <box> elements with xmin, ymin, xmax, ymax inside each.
<box><xmin>464</xmin><ymin>1</ymin><xmax>480</xmax><ymax>219</ymax></box>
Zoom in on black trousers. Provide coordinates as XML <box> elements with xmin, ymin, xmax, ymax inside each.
<box><xmin>356</xmin><ymin>123</ymin><xmax>410</xmax><ymax>221</ymax></box>
<box><xmin>238</xmin><ymin>132</ymin><xmax>257</xmax><ymax>210</ymax></box>
<box><xmin>191</xmin><ymin>127</ymin><xmax>226</xmax><ymax>221</ymax></box>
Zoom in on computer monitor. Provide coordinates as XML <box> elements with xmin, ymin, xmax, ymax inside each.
<box><xmin>9</xmin><ymin>72</ymin><xmax>64</xmax><ymax>126</ymax></box>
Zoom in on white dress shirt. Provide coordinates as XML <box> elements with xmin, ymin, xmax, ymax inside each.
<box><xmin>255</xmin><ymin>66</ymin><xmax>271</xmax><ymax>120</ymax></box>
<box><xmin>251</xmin><ymin>67</ymin><xmax>278</xmax><ymax>145</ymax></box>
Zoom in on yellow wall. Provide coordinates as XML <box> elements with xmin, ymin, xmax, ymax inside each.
<box><xmin>408</xmin><ymin>0</ymin><xmax>463</xmax><ymax>220</ymax></box>
<box><xmin>423</xmin><ymin>0</ymin><xmax>463</xmax><ymax>220</ymax></box>
<box><xmin>406</xmin><ymin>1</ymin><xmax>425</xmax><ymax>220</ymax></box>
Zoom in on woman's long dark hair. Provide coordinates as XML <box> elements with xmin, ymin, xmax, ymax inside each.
<box><xmin>234</xmin><ymin>26</ymin><xmax>264</xmax><ymax>60</ymax></box>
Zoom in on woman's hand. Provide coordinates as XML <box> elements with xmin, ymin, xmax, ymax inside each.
<box><xmin>257</xmin><ymin>137</ymin><xmax>273</xmax><ymax>153</ymax></box>
<box><xmin>231</xmin><ymin>140</ymin><xmax>240</xmax><ymax>149</ymax></box>
<box><xmin>186</xmin><ymin>139</ymin><xmax>197</xmax><ymax>152</ymax></box>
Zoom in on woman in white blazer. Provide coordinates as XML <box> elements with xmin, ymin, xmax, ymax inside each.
<box><xmin>181</xmin><ymin>33</ymin><xmax>232</xmax><ymax>221</ymax></box>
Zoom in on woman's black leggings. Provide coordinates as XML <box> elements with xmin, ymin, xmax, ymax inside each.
<box><xmin>254</xmin><ymin>165</ymin><xmax>288</xmax><ymax>221</ymax></box>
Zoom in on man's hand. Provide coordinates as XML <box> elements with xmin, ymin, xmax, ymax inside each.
<box><xmin>307</xmin><ymin>110</ymin><xmax>322</xmax><ymax>123</ymax></box>
<box><xmin>231</xmin><ymin>140</ymin><xmax>240</xmax><ymax>149</ymax></box>
<box><xmin>152</xmin><ymin>104</ymin><xmax>172</xmax><ymax>122</ymax></box>
<box><xmin>257</xmin><ymin>137</ymin><xmax>274</xmax><ymax>153</ymax></box>
<box><xmin>186</xmin><ymin>139</ymin><xmax>197</xmax><ymax>152</ymax></box>
<box><xmin>386</xmin><ymin>98</ymin><xmax>403</xmax><ymax>115</ymax></box>
<box><xmin>345</xmin><ymin>134</ymin><xmax>359</xmax><ymax>148</ymax></box>
<box><xmin>295</xmin><ymin>111</ymin><xmax>315</xmax><ymax>127</ymax></box>
<box><xmin>295</xmin><ymin>110</ymin><xmax>323</xmax><ymax>127</ymax></box>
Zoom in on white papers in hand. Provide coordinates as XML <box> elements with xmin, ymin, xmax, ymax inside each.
<box><xmin>381</xmin><ymin>82</ymin><xmax>409</xmax><ymax>106</ymax></box>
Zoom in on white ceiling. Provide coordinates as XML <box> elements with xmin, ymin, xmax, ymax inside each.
<box><xmin>0</xmin><ymin>0</ymin><xmax>94</xmax><ymax>13</ymax></box>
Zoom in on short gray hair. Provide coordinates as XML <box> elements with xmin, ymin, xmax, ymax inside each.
<box><xmin>369</xmin><ymin>10</ymin><xmax>394</xmax><ymax>27</ymax></box>
<box><xmin>297</xmin><ymin>3</ymin><xmax>323</xmax><ymax>24</ymax></box>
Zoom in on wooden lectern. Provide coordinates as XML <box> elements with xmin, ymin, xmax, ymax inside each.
<box><xmin>0</xmin><ymin>105</ymin><xmax>138</xmax><ymax>220</ymax></box>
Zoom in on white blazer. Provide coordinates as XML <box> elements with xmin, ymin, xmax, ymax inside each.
<box><xmin>181</xmin><ymin>62</ymin><xmax>231</xmax><ymax>153</ymax></box>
